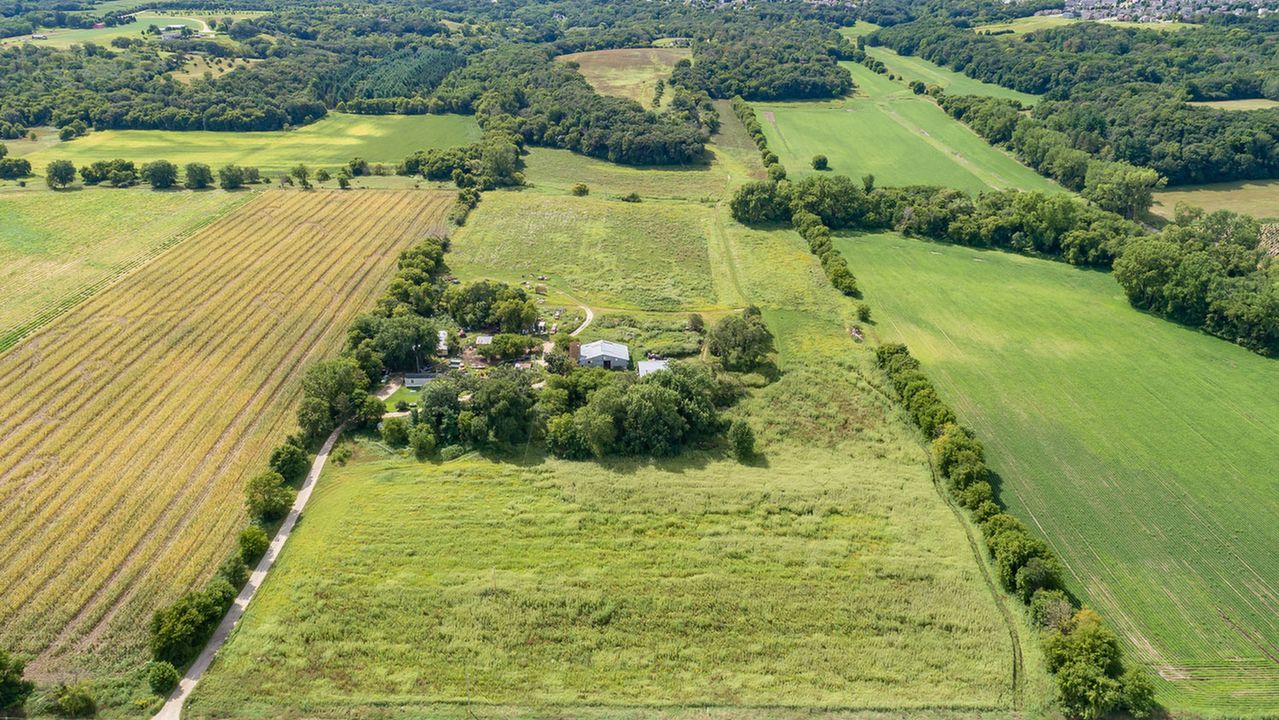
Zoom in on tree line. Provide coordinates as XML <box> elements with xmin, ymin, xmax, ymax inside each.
<box><xmin>732</xmin><ymin>174</ymin><xmax>1279</xmax><ymax>356</ymax></box>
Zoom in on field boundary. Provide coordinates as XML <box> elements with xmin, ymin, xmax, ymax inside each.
<box><xmin>0</xmin><ymin>190</ymin><xmax>256</xmax><ymax>355</ymax></box>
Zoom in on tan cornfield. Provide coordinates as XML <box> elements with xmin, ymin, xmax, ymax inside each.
<box><xmin>0</xmin><ymin>189</ymin><xmax>453</xmax><ymax>680</ymax></box>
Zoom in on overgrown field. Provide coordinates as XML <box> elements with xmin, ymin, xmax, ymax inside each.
<box><xmin>1152</xmin><ymin>179</ymin><xmax>1279</xmax><ymax>220</ymax></box>
<box><xmin>0</xmin><ymin>188</ymin><xmax>249</xmax><ymax>352</ymax></box>
<box><xmin>839</xmin><ymin>232</ymin><xmax>1279</xmax><ymax>713</ymax></box>
<box><xmin>447</xmin><ymin>192</ymin><xmax>725</xmax><ymax>311</ymax></box>
<box><xmin>557</xmin><ymin>47</ymin><xmax>690</xmax><ymax>108</ymax></box>
<box><xmin>188</xmin><ymin>108</ymin><xmax>1041</xmax><ymax>716</ymax></box>
<box><xmin>754</xmin><ymin>62</ymin><xmax>1060</xmax><ymax>193</ymax></box>
<box><xmin>16</xmin><ymin>112</ymin><xmax>480</xmax><ymax>175</ymax></box>
<box><xmin>972</xmin><ymin>15</ymin><xmax>1196</xmax><ymax>34</ymax></box>
<box><xmin>841</xmin><ymin>26</ymin><xmax>1039</xmax><ymax>105</ymax></box>
<box><xmin>1187</xmin><ymin>98</ymin><xmax>1279</xmax><ymax>111</ymax></box>
<box><xmin>0</xmin><ymin>189</ymin><xmax>454</xmax><ymax>704</ymax></box>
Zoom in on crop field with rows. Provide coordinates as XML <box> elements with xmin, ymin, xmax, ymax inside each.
<box><xmin>840</xmin><ymin>231</ymin><xmax>1279</xmax><ymax>713</ymax></box>
<box><xmin>0</xmin><ymin>189</ymin><xmax>454</xmax><ymax>694</ymax></box>
<box><xmin>0</xmin><ymin>189</ymin><xmax>250</xmax><ymax>353</ymax></box>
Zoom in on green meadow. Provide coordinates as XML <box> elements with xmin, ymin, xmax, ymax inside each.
<box><xmin>839</xmin><ymin>232</ymin><xmax>1279</xmax><ymax>713</ymax></box>
<box><xmin>840</xmin><ymin>26</ymin><xmax>1039</xmax><ymax>106</ymax></box>
<box><xmin>974</xmin><ymin>15</ymin><xmax>1196</xmax><ymax>34</ymax></box>
<box><xmin>1152</xmin><ymin>178</ymin><xmax>1279</xmax><ymax>220</ymax></box>
<box><xmin>754</xmin><ymin>61</ymin><xmax>1060</xmax><ymax>194</ymax></box>
<box><xmin>188</xmin><ymin>108</ymin><xmax>1047</xmax><ymax>718</ymax></box>
<box><xmin>0</xmin><ymin>188</ymin><xmax>250</xmax><ymax>351</ymax></box>
<box><xmin>17</xmin><ymin>113</ymin><xmax>480</xmax><ymax>175</ymax></box>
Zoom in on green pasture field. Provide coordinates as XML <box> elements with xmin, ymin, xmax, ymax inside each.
<box><xmin>839</xmin><ymin>26</ymin><xmax>1039</xmax><ymax>106</ymax></box>
<box><xmin>1152</xmin><ymin>179</ymin><xmax>1279</xmax><ymax>220</ymax></box>
<box><xmin>0</xmin><ymin>188</ymin><xmax>250</xmax><ymax>352</ymax></box>
<box><xmin>557</xmin><ymin>47</ymin><xmax>691</xmax><ymax>108</ymax></box>
<box><xmin>839</xmin><ymin>232</ymin><xmax>1279</xmax><ymax>714</ymax></box>
<box><xmin>15</xmin><ymin>112</ymin><xmax>480</xmax><ymax>176</ymax></box>
<box><xmin>522</xmin><ymin>147</ymin><xmax>726</xmax><ymax>201</ymax></box>
<box><xmin>0</xmin><ymin>11</ymin><xmax>256</xmax><ymax>49</ymax></box>
<box><xmin>974</xmin><ymin>15</ymin><xmax>1196</xmax><ymax>34</ymax></box>
<box><xmin>754</xmin><ymin>62</ymin><xmax>1061</xmax><ymax>194</ymax></box>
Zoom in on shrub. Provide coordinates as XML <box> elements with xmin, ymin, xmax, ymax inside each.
<box><xmin>216</xmin><ymin>553</ymin><xmax>248</xmax><ymax>588</ymax></box>
<box><xmin>238</xmin><ymin>526</ymin><xmax>270</xmax><ymax>563</ymax></box>
<box><xmin>409</xmin><ymin>424</ymin><xmax>436</xmax><ymax>460</ymax></box>
<box><xmin>51</xmin><ymin>684</ymin><xmax>96</xmax><ymax>717</ymax></box>
<box><xmin>1029</xmin><ymin>588</ymin><xmax>1074</xmax><ymax>631</ymax></box>
<box><xmin>316</xmin><ymin>168</ymin><xmax>331</xmax><ymax>182</ymax></box>
<box><xmin>0</xmin><ymin>649</ymin><xmax>34</xmax><ymax>711</ymax></box>
<box><xmin>1014</xmin><ymin>555</ymin><xmax>1061</xmax><ymax>602</ymax></box>
<box><xmin>150</xmin><ymin>579</ymin><xmax>235</xmax><ymax>666</ymax></box>
<box><xmin>140</xmin><ymin>160</ymin><xmax>178</xmax><ymax>189</ymax></box>
<box><xmin>440</xmin><ymin>444</ymin><xmax>466</xmax><ymax>461</ymax></box>
<box><xmin>959</xmin><ymin>479</ymin><xmax>993</xmax><ymax>509</ymax></box>
<box><xmin>811</xmin><ymin>154</ymin><xmax>828</xmax><ymax>170</ymax></box>
<box><xmin>1120</xmin><ymin>668</ymin><xmax>1157</xmax><ymax>719</ymax></box>
<box><xmin>571</xmin><ymin>182</ymin><xmax>589</xmax><ymax>196</ymax></box>
<box><xmin>147</xmin><ymin>661</ymin><xmax>180</xmax><ymax>695</ymax></box>
<box><xmin>381</xmin><ymin>417</ymin><xmax>410</xmax><ymax>447</ymax></box>
<box><xmin>244</xmin><ymin>470</ymin><xmax>293</xmax><ymax>521</ymax></box>
<box><xmin>620</xmin><ymin>192</ymin><xmax>641</xmax><ymax>203</ymax></box>
<box><xmin>727</xmin><ymin>419</ymin><xmax>755</xmax><ymax>460</ymax></box>
<box><xmin>856</xmin><ymin>302</ymin><xmax>871</xmax><ymax>322</ymax></box>
<box><xmin>218</xmin><ymin>164</ymin><xmax>245</xmax><ymax>190</ymax></box>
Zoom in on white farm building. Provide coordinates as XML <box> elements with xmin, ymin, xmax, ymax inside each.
<box><xmin>578</xmin><ymin>340</ymin><xmax>629</xmax><ymax>370</ymax></box>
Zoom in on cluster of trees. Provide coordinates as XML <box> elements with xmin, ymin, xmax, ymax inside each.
<box><xmin>44</xmin><ymin>157</ymin><xmax>262</xmax><ymax>190</ymax></box>
<box><xmin>0</xmin><ymin>141</ymin><xmax>30</xmax><ymax>179</ymax></box>
<box><xmin>730</xmin><ymin>96</ymin><xmax>787</xmax><ymax>182</ymax></box>
<box><xmin>324</xmin><ymin>47</ymin><xmax>464</xmax><ymax>110</ymax></box>
<box><xmin>869</xmin><ymin>19</ymin><xmax>1279</xmax><ymax>185</ymax></box>
<box><xmin>1114</xmin><ymin>207</ymin><xmax>1279</xmax><ymax>355</ymax></box>
<box><xmin>398</xmin><ymin>128</ymin><xmax>524</xmax><ymax>189</ymax></box>
<box><xmin>0</xmin><ymin>3</ymin><xmax>134</xmax><ymax>40</ymax></box>
<box><xmin>432</xmin><ymin>46</ymin><xmax>708</xmax><ymax>166</ymax></box>
<box><xmin>941</xmin><ymin>94</ymin><xmax>1166</xmax><ymax>217</ymax></box>
<box><xmin>733</xmin><ymin>174</ymin><xmax>1144</xmax><ymax>268</ymax></box>
<box><xmin>669</xmin><ymin>19</ymin><xmax>855</xmax><ymax>101</ymax></box>
<box><xmin>875</xmin><ymin>344</ymin><xmax>1156</xmax><ymax>720</ymax></box>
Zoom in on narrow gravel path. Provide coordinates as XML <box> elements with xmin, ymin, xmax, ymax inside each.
<box><xmin>154</xmin><ymin>382</ymin><xmax>399</xmax><ymax>719</ymax></box>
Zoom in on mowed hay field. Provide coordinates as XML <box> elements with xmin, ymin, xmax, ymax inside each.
<box><xmin>839</xmin><ymin>232</ymin><xmax>1279</xmax><ymax>713</ymax></box>
<box><xmin>17</xmin><ymin>112</ymin><xmax>480</xmax><ymax>175</ymax></box>
<box><xmin>0</xmin><ymin>190</ymin><xmax>454</xmax><ymax>695</ymax></box>
<box><xmin>0</xmin><ymin>189</ymin><xmax>249</xmax><ymax>352</ymax></box>
<box><xmin>1152</xmin><ymin>179</ymin><xmax>1279</xmax><ymax>220</ymax></box>
<box><xmin>557</xmin><ymin>47</ymin><xmax>690</xmax><ymax>108</ymax></box>
<box><xmin>755</xmin><ymin>61</ymin><xmax>1060</xmax><ymax>194</ymax></box>
<box><xmin>189</xmin><ymin>177</ymin><xmax>1035</xmax><ymax>718</ymax></box>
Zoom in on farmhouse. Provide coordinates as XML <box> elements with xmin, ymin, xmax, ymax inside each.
<box><xmin>578</xmin><ymin>339</ymin><xmax>629</xmax><ymax>370</ymax></box>
<box><xmin>637</xmin><ymin>359</ymin><xmax>669</xmax><ymax>377</ymax></box>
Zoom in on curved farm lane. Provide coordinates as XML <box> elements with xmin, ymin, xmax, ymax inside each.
<box><xmin>568</xmin><ymin>305</ymin><xmax>593</xmax><ymax>337</ymax></box>
<box><xmin>154</xmin><ymin>382</ymin><xmax>399</xmax><ymax>720</ymax></box>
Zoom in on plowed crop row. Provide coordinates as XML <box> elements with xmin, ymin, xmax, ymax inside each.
<box><xmin>0</xmin><ymin>189</ymin><xmax>453</xmax><ymax>681</ymax></box>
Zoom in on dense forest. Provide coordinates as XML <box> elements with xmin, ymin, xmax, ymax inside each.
<box><xmin>868</xmin><ymin>19</ymin><xmax>1279</xmax><ymax>184</ymax></box>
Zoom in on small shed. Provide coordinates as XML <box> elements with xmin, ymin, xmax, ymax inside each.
<box><xmin>636</xmin><ymin>359</ymin><xmax>670</xmax><ymax>377</ymax></box>
<box><xmin>404</xmin><ymin>373</ymin><xmax>433</xmax><ymax>389</ymax></box>
<box><xmin>475</xmin><ymin>335</ymin><xmax>493</xmax><ymax>346</ymax></box>
<box><xmin>578</xmin><ymin>340</ymin><xmax>630</xmax><ymax>370</ymax></box>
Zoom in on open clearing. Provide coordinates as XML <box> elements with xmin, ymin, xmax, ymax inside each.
<box><xmin>839</xmin><ymin>232</ymin><xmax>1279</xmax><ymax>713</ymax></box>
<box><xmin>170</xmin><ymin>55</ymin><xmax>261</xmax><ymax>84</ymax></box>
<box><xmin>755</xmin><ymin>61</ymin><xmax>1060</xmax><ymax>193</ymax></box>
<box><xmin>188</xmin><ymin>107</ymin><xmax>1044</xmax><ymax>718</ymax></box>
<box><xmin>558</xmin><ymin>47</ymin><xmax>690</xmax><ymax>108</ymax></box>
<box><xmin>840</xmin><ymin>26</ymin><xmax>1039</xmax><ymax>106</ymax></box>
<box><xmin>0</xmin><ymin>189</ymin><xmax>454</xmax><ymax>705</ymax></box>
<box><xmin>1187</xmin><ymin>98</ymin><xmax>1279</xmax><ymax>111</ymax></box>
<box><xmin>448</xmin><ymin>192</ymin><xmax>724</xmax><ymax>311</ymax></box>
<box><xmin>973</xmin><ymin>15</ymin><xmax>1197</xmax><ymax>34</ymax></box>
<box><xmin>16</xmin><ymin>112</ymin><xmax>480</xmax><ymax>175</ymax></box>
<box><xmin>1152</xmin><ymin>178</ymin><xmax>1279</xmax><ymax>220</ymax></box>
<box><xmin>0</xmin><ymin>188</ymin><xmax>249</xmax><ymax>352</ymax></box>
<box><xmin>0</xmin><ymin>12</ymin><xmax>237</xmax><ymax>49</ymax></box>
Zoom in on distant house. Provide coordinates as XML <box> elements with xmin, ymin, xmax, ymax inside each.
<box><xmin>578</xmin><ymin>340</ymin><xmax>629</xmax><ymax>370</ymax></box>
<box><xmin>160</xmin><ymin>32</ymin><xmax>180</xmax><ymax>39</ymax></box>
<box><xmin>404</xmin><ymin>373</ymin><xmax>433</xmax><ymax>389</ymax></box>
<box><xmin>636</xmin><ymin>359</ymin><xmax>669</xmax><ymax>377</ymax></box>
<box><xmin>475</xmin><ymin>335</ymin><xmax>493</xmax><ymax>346</ymax></box>
<box><xmin>163</xmin><ymin>23</ymin><xmax>186</xmax><ymax>30</ymax></box>
<box><xmin>437</xmin><ymin>329</ymin><xmax>449</xmax><ymax>355</ymax></box>
<box><xmin>31</xmin><ymin>33</ymin><xmax>48</xmax><ymax>39</ymax></box>
<box><xmin>92</xmin><ymin>22</ymin><xmax>106</xmax><ymax>29</ymax></box>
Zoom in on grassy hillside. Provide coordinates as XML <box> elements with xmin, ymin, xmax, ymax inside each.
<box><xmin>839</xmin><ymin>231</ymin><xmax>1279</xmax><ymax>713</ymax></box>
<box><xmin>557</xmin><ymin>47</ymin><xmax>690</xmax><ymax>108</ymax></box>
<box><xmin>754</xmin><ymin>62</ymin><xmax>1060</xmax><ymax>193</ymax></box>
<box><xmin>187</xmin><ymin>109</ymin><xmax>1043</xmax><ymax>717</ymax></box>
<box><xmin>0</xmin><ymin>190</ymin><xmax>454</xmax><ymax>709</ymax></box>
<box><xmin>0</xmin><ymin>188</ymin><xmax>250</xmax><ymax>351</ymax></box>
<box><xmin>16</xmin><ymin>113</ymin><xmax>480</xmax><ymax>175</ymax></box>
